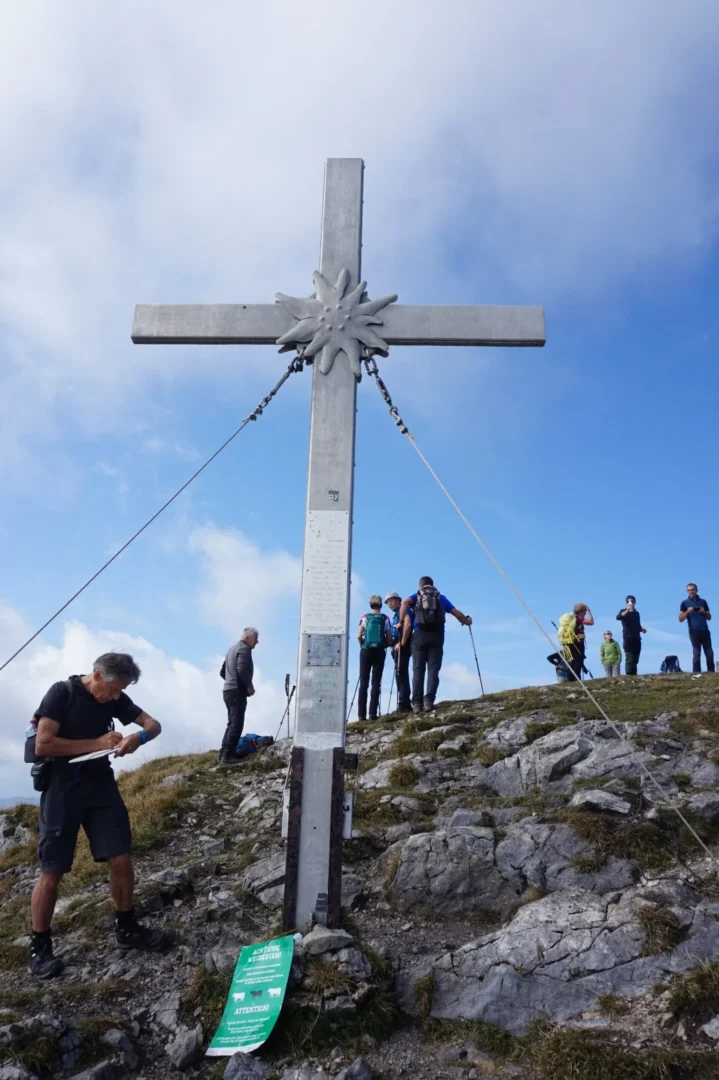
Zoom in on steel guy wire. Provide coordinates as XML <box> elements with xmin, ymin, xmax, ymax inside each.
<box><xmin>0</xmin><ymin>354</ymin><xmax>305</xmax><ymax>677</ymax></box>
<box><xmin>364</xmin><ymin>353</ymin><xmax>715</xmax><ymax>865</ymax></box>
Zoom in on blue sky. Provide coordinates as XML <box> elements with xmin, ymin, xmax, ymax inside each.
<box><xmin>1</xmin><ymin>0</ymin><xmax>718</xmax><ymax>796</ymax></box>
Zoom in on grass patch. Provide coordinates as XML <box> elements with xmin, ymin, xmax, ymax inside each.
<box><xmin>387</xmin><ymin>762</ymin><xmax>420</xmax><ymax>789</ymax></box>
<box><xmin>183</xmin><ymin>966</ymin><xmax>232</xmax><ymax>1032</ymax></box>
<box><xmin>673</xmin><ymin>773</ymin><xmax>692</xmax><ymax>788</ymax></box>
<box><xmin>413</xmin><ymin>969</ymin><xmax>436</xmax><ymax>1018</ymax></box>
<box><xmin>527</xmin><ymin>1024</ymin><xmax>719</xmax><ymax>1079</ymax></box>
<box><xmin>597</xmin><ymin>994</ymin><xmax>630</xmax><ymax>1016</ymax></box>
<box><xmin>669</xmin><ymin>960</ymin><xmax>719</xmax><ymax>1026</ymax></box>
<box><xmin>637</xmin><ymin>906</ymin><xmax>683</xmax><ymax>956</ymax></box>
<box><xmin>474</xmin><ymin>745</ymin><xmax>507</xmax><ymax>767</ymax></box>
<box><xmin>423</xmin><ymin>1016</ymin><xmax>515</xmax><ymax>1058</ymax></box>
<box><xmin>383</xmin><ymin>849</ymin><xmax>403</xmax><ymax>895</ymax></box>
<box><xmin>525</xmin><ymin>720</ymin><xmax>559</xmax><ymax>743</ymax></box>
<box><xmin>264</xmin><ymin>985</ymin><xmax>398</xmax><ymax>1060</ymax></box>
<box><xmin>559</xmin><ymin>808</ymin><xmax>700</xmax><ymax>872</ymax></box>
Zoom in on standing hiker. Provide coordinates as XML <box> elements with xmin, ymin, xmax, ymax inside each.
<box><xmin>399</xmin><ymin>576</ymin><xmax>472</xmax><ymax>715</ymax></box>
<box><xmin>557</xmin><ymin>603</ymin><xmax>594</xmax><ymax>680</ymax></box>
<box><xmin>356</xmin><ymin>596</ymin><xmax>392</xmax><ymax>721</ymax></box>
<box><xmin>385</xmin><ymin>591</ymin><xmax>412</xmax><ymax>714</ymax></box>
<box><xmin>616</xmin><ymin>595</ymin><xmax>647</xmax><ymax>675</ymax></box>
<box><xmin>600</xmin><ymin>631</ymin><xmax>622</xmax><ymax>677</ymax></box>
<box><xmin>679</xmin><ymin>584</ymin><xmax>715</xmax><ymax>673</ymax></box>
<box><xmin>220</xmin><ymin>628</ymin><xmax>258</xmax><ymax>764</ymax></box>
<box><xmin>29</xmin><ymin>653</ymin><xmax>165</xmax><ymax>978</ymax></box>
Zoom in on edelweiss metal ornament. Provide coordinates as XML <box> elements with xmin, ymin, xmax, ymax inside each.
<box><xmin>276</xmin><ymin>269</ymin><xmax>397</xmax><ymax>376</ymax></box>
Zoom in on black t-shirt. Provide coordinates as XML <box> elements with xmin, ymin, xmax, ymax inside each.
<box><xmin>34</xmin><ymin>675</ymin><xmax>143</xmax><ymax>775</ymax></box>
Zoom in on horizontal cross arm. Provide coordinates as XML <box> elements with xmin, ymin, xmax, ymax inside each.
<box><xmin>381</xmin><ymin>305</ymin><xmax>545</xmax><ymax>347</ymax></box>
<box><xmin>132</xmin><ymin>304</ymin><xmax>286</xmax><ymax>344</ymax></box>
<box><xmin>132</xmin><ymin>302</ymin><xmax>545</xmax><ymax>347</ymax></box>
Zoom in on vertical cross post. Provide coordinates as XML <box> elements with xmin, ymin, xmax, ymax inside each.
<box><xmin>284</xmin><ymin>160</ymin><xmax>364</xmax><ymax>928</ymax></box>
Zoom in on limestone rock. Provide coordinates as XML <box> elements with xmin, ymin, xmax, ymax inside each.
<box><xmin>301</xmin><ymin>926</ymin><xmax>354</xmax><ymax>956</ymax></box>
<box><xmin>688</xmin><ymin>792</ymin><xmax>719</xmax><ymax>821</ymax></box>
<box><xmin>569</xmin><ymin>789</ymin><xmax>632</xmax><ymax>814</ymax></box>
<box><xmin>165</xmin><ymin>1025</ymin><xmax>203</xmax><ymax>1069</ymax></box>
<box><xmin>486</xmin><ymin>727</ymin><xmax>593</xmax><ymax>797</ymax></box>
<box><xmin>388</xmin><ymin>821</ymin><xmax>634</xmax><ymax>915</ymax></box>
<box><xmin>398</xmin><ymin>885</ymin><xmax>719</xmax><ymax>1034</ymax></box>
<box><xmin>571</xmin><ymin>741</ymin><xmax>654</xmax><ymax>783</ymax></box>
<box><xmin>700</xmin><ymin>1016</ymin><xmax>719</xmax><ymax>1039</ymax></box>
<box><xmin>484</xmin><ymin>712</ymin><xmax>556</xmax><ymax>755</ymax></box>
<box><xmin>151</xmin><ymin>990</ymin><xmax>181</xmax><ymax>1030</ymax></box>
<box><xmin>334</xmin><ymin>1057</ymin><xmax>373</xmax><ymax>1080</ymax></box>
<box><xmin>161</xmin><ymin>772</ymin><xmax>187</xmax><ymax>787</ymax></box>
<box><xmin>0</xmin><ymin>1065</ymin><xmax>37</xmax><ymax>1080</ymax></box>
<box><xmin>67</xmin><ymin>1061</ymin><xmax>126</xmax><ymax>1080</ymax></box>
<box><xmin>225</xmin><ymin>1053</ymin><xmax>269</xmax><ymax>1079</ymax></box>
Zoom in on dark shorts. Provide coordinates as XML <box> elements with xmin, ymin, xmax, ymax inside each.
<box><xmin>38</xmin><ymin>770</ymin><xmax>132</xmax><ymax>874</ymax></box>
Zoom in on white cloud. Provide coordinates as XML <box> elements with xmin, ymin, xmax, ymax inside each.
<box><xmin>189</xmin><ymin>524</ymin><xmax>302</xmax><ymax>636</ymax></box>
<box><xmin>0</xmin><ymin>605</ymin><xmax>286</xmax><ymax>798</ymax></box>
<box><xmin>0</xmin><ymin>0</ymin><xmax>717</xmax><ymax>478</ymax></box>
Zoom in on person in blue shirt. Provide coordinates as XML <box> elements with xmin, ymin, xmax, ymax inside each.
<box><xmin>385</xmin><ymin>591</ymin><xmax>412</xmax><ymax>714</ymax></box>
<box><xmin>679</xmin><ymin>583</ymin><xmax>715</xmax><ymax>673</ymax></box>
<box><xmin>399</xmin><ymin>576</ymin><xmax>472</xmax><ymax>714</ymax></box>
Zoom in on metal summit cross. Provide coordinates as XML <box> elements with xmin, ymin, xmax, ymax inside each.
<box><xmin>132</xmin><ymin>158</ymin><xmax>545</xmax><ymax>929</ymax></box>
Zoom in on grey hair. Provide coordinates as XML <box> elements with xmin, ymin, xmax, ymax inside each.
<box><xmin>369</xmin><ymin>595</ymin><xmax>382</xmax><ymax>609</ymax></box>
<box><xmin>242</xmin><ymin>627</ymin><xmax>259</xmax><ymax>640</ymax></box>
<box><xmin>93</xmin><ymin>652</ymin><xmax>141</xmax><ymax>684</ymax></box>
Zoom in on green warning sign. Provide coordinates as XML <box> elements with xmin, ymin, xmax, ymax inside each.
<box><xmin>206</xmin><ymin>935</ymin><xmax>295</xmax><ymax>1057</ymax></box>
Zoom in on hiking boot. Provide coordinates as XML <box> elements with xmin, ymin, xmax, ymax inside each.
<box><xmin>411</xmin><ymin>703</ymin><xmax>422</xmax><ymax>716</ymax></box>
<box><xmin>218</xmin><ymin>751</ymin><xmax>244</xmax><ymax>766</ymax></box>
<box><xmin>423</xmin><ymin>698</ymin><xmax>435</xmax><ymax>713</ymax></box>
<box><xmin>29</xmin><ymin>934</ymin><xmax>64</xmax><ymax>979</ymax></box>
<box><xmin>115</xmin><ymin>916</ymin><xmax>167</xmax><ymax>952</ymax></box>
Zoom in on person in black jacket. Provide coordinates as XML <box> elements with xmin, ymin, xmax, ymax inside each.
<box><xmin>616</xmin><ymin>595</ymin><xmax>647</xmax><ymax>676</ymax></box>
<box><xmin>219</xmin><ymin>628</ymin><xmax>258</xmax><ymax>764</ymax></box>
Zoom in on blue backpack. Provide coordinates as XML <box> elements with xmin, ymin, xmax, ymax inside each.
<box><xmin>235</xmin><ymin>733</ymin><xmax>274</xmax><ymax>757</ymax></box>
<box><xmin>660</xmin><ymin>656</ymin><xmax>682</xmax><ymax>674</ymax></box>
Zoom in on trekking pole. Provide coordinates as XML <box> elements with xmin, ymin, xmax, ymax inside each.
<box><xmin>468</xmin><ymin>625</ymin><xmax>485</xmax><ymax>697</ymax></box>
<box><xmin>388</xmin><ymin>662</ymin><xmax>396</xmax><ymax>716</ymax></box>
<box><xmin>274</xmin><ymin>681</ymin><xmax>296</xmax><ymax>742</ymax></box>
<box><xmin>346</xmin><ymin>675</ymin><xmax>360</xmax><ymax>724</ymax></box>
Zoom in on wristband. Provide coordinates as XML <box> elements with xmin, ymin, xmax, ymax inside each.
<box><xmin>139</xmin><ymin>729</ymin><xmax>148</xmax><ymax>745</ymax></box>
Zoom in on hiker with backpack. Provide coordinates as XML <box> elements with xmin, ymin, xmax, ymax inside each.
<box><xmin>616</xmin><ymin>595</ymin><xmax>647</xmax><ymax>675</ymax></box>
<box><xmin>356</xmin><ymin>596</ymin><xmax>393</xmax><ymax>720</ymax></box>
<box><xmin>27</xmin><ymin>653</ymin><xmax>165</xmax><ymax>979</ymax></box>
<box><xmin>399</xmin><ymin>576</ymin><xmax>472</xmax><ymax>714</ymax></box>
<box><xmin>557</xmin><ymin>603</ymin><xmax>594</xmax><ymax>681</ymax></box>
<box><xmin>679</xmin><ymin>584</ymin><xmax>715</xmax><ymax>673</ymax></box>
<box><xmin>600</xmin><ymin>631</ymin><xmax>622</xmax><ymax>677</ymax></box>
<box><xmin>219</xmin><ymin>627</ymin><xmax>259</xmax><ymax>765</ymax></box>
<box><xmin>386</xmin><ymin>590</ymin><xmax>412</xmax><ymax>713</ymax></box>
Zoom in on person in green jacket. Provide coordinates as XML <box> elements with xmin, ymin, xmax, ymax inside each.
<box><xmin>600</xmin><ymin>631</ymin><xmax>622</xmax><ymax>677</ymax></box>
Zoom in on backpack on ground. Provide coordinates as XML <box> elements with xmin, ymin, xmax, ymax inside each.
<box><xmin>415</xmin><ymin>585</ymin><xmax>445</xmax><ymax>632</ymax></box>
<box><xmin>362</xmin><ymin>613</ymin><xmax>387</xmax><ymax>649</ymax></box>
<box><xmin>235</xmin><ymin>733</ymin><xmax>274</xmax><ymax>758</ymax></box>
<box><xmin>660</xmin><ymin>655</ymin><xmax>682</xmax><ymax>674</ymax></box>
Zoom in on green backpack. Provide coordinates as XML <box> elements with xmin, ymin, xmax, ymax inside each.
<box><xmin>362</xmin><ymin>613</ymin><xmax>386</xmax><ymax>649</ymax></box>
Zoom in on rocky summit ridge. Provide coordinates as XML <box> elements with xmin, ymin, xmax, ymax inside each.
<box><xmin>3</xmin><ymin>674</ymin><xmax>719</xmax><ymax>1079</ymax></box>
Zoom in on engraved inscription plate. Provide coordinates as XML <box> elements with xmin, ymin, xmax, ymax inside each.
<box><xmin>300</xmin><ymin>510</ymin><xmax>350</xmax><ymax>634</ymax></box>
<box><xmin>307</xmin><ymin>634</ymin><xmax>341</xmax><ymax>666</ymax></box>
